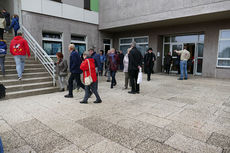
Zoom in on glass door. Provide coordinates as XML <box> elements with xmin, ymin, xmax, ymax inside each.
<box><xmin>194</xmin><ymin>43</ymin><xmax>204</xmax><ymax>75</ymax></box>
<box><xmin>171</xmin><ymin>43</ymin><xmax>183</xmax><ymax>72</ymax></box>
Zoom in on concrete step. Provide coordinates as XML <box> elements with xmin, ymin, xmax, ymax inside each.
<box><xmin>1</xmin><ymin>77</ymin><xmax>52</xmax><ymax>86</ymax></box>
<box><xmin>4</xmin><ymin>60</ymin><xmax>39</xmax><ymax>65</ymax></box>
<box><xmin>5</xmin><ymin>81</ymin><xmax>53</xmax><ymax>92</ymax></box>
<box><xmin>5</xmin><ymin>87</ymin><xmax>59</xmax><ymax>99</ymax></box>
<box><xmin>0</xmin><ymin>68</ymin><xmax>46</xmax><ymax>75</ymax></box>
<box><xmin>4</xmin><ymin>64</ymin><xmax>43</xmax><ymax>69</ymax></box>
<box><xmin>4</xmin><ymin>57</ymin><xmax>35</xmax><ymax>60</ymax></box>
<box><xmin>0</xmin><ymin>72</ymin><xmax>49</xmax><ymax>80</ymax></box>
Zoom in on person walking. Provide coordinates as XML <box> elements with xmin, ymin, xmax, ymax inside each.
<box><xmin>164</xmin><ymin>52</ymin><xmax>172</xmax><ymax>74</ymax></box>
<box><xmin>105</xmin><ymin>49</ymin><xmax>111</xmax><ymax>82</ymax></box>
<box><xmin>108</xmin><ymin>48</ymin><xmax>119</xmax><ymax>89</ymax></box>
<box><xmin>99</xmin><ymin>50</ymin><xmax>106</xmax><ymax>76</ymax></box>
<box><xmin>55</xmin><ymin>52</ymin><xmax>68</xmax><ymax>92</ymax></box>
<box><xmin>9</xmin><ymin>15</ymin><xmax>20</xmax><ymax>36</ymax></box>
<box><xmin>144</xmin><ymin>48</ymin><xmax>156</xmax><ymax>81</ymax></box>
<box><xmin>10</xmin><ymin>32</ymin><xmax>30</xmax><ymax>80</ymax></box>
<box><xmin>1</xmin><ymin>9</ymin><xmax>10</xmax><ymax>31</ymax></box>
<box><xmin>0</xmin><ymin>38</ymin><xmax>7</xmax><ymax>76</ymax></box>
<box><xmin>123</xmin><ymin>48</ymin><xmax>131</xmax><ymax>89</ymax></box>
<box><xmin>128</xmin><ymin>42</ymin><xmax>143</xmax><ymax>94</ymax></box>
<box><xmin>0</xmin><ymin>14</ymin><xmax>6</xmax><ymax>40</ymax></box>
<box><xmin>174</xmin><ymin>45</ymin><xmax>190</xmax><ymax>80</ymax></box>
<box><xmin>65</xmin><ymin>44</ymin><xmax>85</xmax><ymax>98</ymax></box>
<box><xmin>80</xmin><ymin>51</ymin><xmax>102</xmax><ymax>104</ymax></box>
<box><xmin>89</xmin><ymin>48</ymin><xmax>102</xmax><ymax>76</ymax></box>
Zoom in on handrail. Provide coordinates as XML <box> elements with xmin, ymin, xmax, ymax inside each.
<box><xmin>22</xmin><ymin>25</ymin><xmax>56</xmax><ymax>86</ymax></box>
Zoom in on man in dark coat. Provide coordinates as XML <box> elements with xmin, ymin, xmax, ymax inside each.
<box><xmin>1</xmin><ymin>9</ymin><xmax>10</xmax><ymax>31</ymax></box>
<box><xmin>144</xmin><ymin>48</ymin><xmax>156</xmax><ymax>81</ymax></box>
<box><xmin>65</xmin><ymin>44</ymin><xmax>85</xmax><ymax>98</ymax></box>
<box><xmin>128</xmin><ymin>42</ymin><xmax>143</xmax><ymax>94</ymax></box>
<box><xmin>164</xmin><ymin>52</ymin><xmax>172</xmax><ymax>74</ymax></box>
<box><xmin>89</xmin><ymin>48</ymin><xmax>102</xmax><ymax>75</ymax></box>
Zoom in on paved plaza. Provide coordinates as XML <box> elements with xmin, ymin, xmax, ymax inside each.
<box><xmin>0</xmin><ymin>73</ymin><xmax>230</xmax><ymax>153</ymax></box>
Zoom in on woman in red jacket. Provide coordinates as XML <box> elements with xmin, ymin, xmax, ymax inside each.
<box><xmin>80</xmin><ymin>51</ymin><xmax>102</xmax><ymax>104</ymax></box>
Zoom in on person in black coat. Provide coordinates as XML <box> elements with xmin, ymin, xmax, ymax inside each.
<box><xmin>1</xmin><ymin>9</ymin><xmax>10</xmax><ymax>31</ymax></box>
<box><xmin>164</xmin><ymin>52</ymin><xmax>172</xmax><ymax>74</ymax></box>
<box><xmin>144</xmin><ymin>48</ymin><xmax>156</xmax><ymax>81</ymax></box>
<box><xmin>128</xmin><ymin>42</ymin><xmax>143</xmax><ymax>94</ymax></box>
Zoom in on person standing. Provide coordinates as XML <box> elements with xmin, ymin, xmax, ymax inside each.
<box><xmin>108</xmin><ymin>48</ymin><xmax>119</xmax><ymax>89</ymax></box>
<box><xmin>0</xmin><ymin>38</ymin><xmax>7</xmax><ymax>76</ymax></box>
<box><xmin>9</xmin><ymin>15</ymin><xmax>20</xmax><ymax>36</ymax></box>
<box><xmin>99</xmin><ymin>50</ymin><xmax>106</xmax><ymax>76</ymax></box>
<box><xmin>144</xmin><ymin>48</ymin><xmax>156</xmax><ymax>81</ymax></box>
<box><xmin>128</xmin><ymin>42</ymin><xmax>143</xmax><ymax>94</ymax></box>
<box><xmin>65</xmin><ymin>44</ymin><xmax>85</xmax><ymax>98</ymax></box>
<box><xmin>119</xmin><ymin>50</ymin><xmax>124</xmax><ymax>71</ymax></box>
<box><xmin>174</xmin><ymin>45</ymin><xmax>190</xmax><ymax>80</ymax></box>
<box><xmin>55</xmin><ymin>52</ymin><xmax>68</xmax><ymax>92</ymax></box>
<box><xmin>123</xmin><ymin>48</ymin><xmax>131</xmax><ymax>89</ymax></box>
<box><xmin>0</xmin><ymin>14</ymin><xmax>6</xmax><ymax>40</ymax></box>
<box><xmin>165</xmin><ymin>52</ymin><xmax>172</xmax><ymax>74</ymax></box>
<box><xmin>105</xmin><ymin>49</ymin><xmax>111</xmax><ymax>82</ymax></box>
<box><xmin>2</xmin><ymin>9</ymin><xmax>10</xmax><ymax>31</ymax></box>
<box><xmin>10</xmin><ymin>32</ymin><xmax>30</xmax><ymax>80</ymax></box>
<box><xmin>80</xmin><ymin>51</ymin><xmax>102</xmax><ymax>104</ymax></box>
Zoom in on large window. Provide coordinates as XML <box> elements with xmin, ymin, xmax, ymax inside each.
<box><xmin>217</xmin><ymin>30</ymin><xmax>230</xmax><ymax>67</ymax></box>
<box><xmin>119</xmin><ymin>36</ymin><xmax>148</xmax><ymax>56</ymax></box>
<box><xmin>71</xmin><ymin>35</ymin><xmax>87</xmax><ymax>56</ymax></box>
<box><xmin>42</xmin><ymin>33</ymin><xmax>62</xmax><ymax>57</ymax></box>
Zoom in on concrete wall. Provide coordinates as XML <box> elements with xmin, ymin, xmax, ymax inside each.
<box><xmin>22</xmin><ymin>11</ymin><xmax>99</xmax><ymax>62</ymax></box>
<box><xmin>102</xmin><ymin>19</ymin><xmax>230</xmax><ymax>79</ymax></box>
<box><xmin>62</xmin><ymin>0</ymin><xmax>84</xmax><ymax>8</ymax></box>
<box><xmin>99</xmin><ymin>0</ymin><xmax>230</xmax><ymax>30</ymax></box>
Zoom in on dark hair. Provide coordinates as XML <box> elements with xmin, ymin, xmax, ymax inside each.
<box><xmin>184</xmin><ymin>45</ymin><xmax>187</xmax><ymax>49</ymax></box>
<box><xmin>56</xmin><ymin>52</ymin><xmax>63</xmax><ymax>59</ymax></box>
<box><xmin>148</xmin><ymin>48</ymin><xmax>153</xmax><ymax>51</ymax></box>
<box><xmin>13</xmin><ymin>14</ymin><xmax>19</xmax><ymax>18</ymax></box>
<box><xmin>100</xmin><ymin>50</ymin><xmax>104</xmax><ymax>54</ymax></box>
<box><xmin>17</xmin><ymin>32</ymin><xmax>23</xmax><ymax>36</ymax></box>
<box><xmin>88</xmin><ymin>48</ymin><xmax>94</xmax><ymax>52</ymax></box>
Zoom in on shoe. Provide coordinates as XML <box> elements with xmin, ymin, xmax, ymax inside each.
<box><xmin>122</xmin><ymin>87</ymin><xmax>128</xmax><ymax>90</ymax></box>
<box><xmin>94</xmin><ymin>100</ymin><xmax>102</xmax><ymax>103</ymax></box>
<box><xmin>136</xmin><ymin>91</ymin><xmax>140</xmax><ymax>94</ymax></box>
<box><xmin>147</xmin><ymin>79</ymin><xmax>150</xmax><ymax>81</ymax></box>
<box><xmin>59</xmin><ymin>88</ymin><xmax>65</xmax><ymax>92</ymax></box>
<box><xmin>177</xmin><ymin>78</ymin><xmax>183</xmax><ymax>80</ymax></box>
<box><xmin>113</xmin><ymin>83</ymin><xmax>117</xmax><ymax>86</ymax></box>
<box><xmin>107</xmin><ymin>80</ymin><xmax>111</xmax><ymax>82</ymax></box>
<box><xmin>111</xmin><ymin>85</ymin><xmax>113</xmax><ymax>89</ymax></box>
<box><xmin>184</xmin><ymin>78</ymin><xmax>188</xmax><ymax>80</ymax></box>
<box><xmin>18</xmin><ymin>77</ymin><xmax>22</xmax><ymax>80</ymax></box>
<box><xmin>128</xmin><ymin>91</ymin><xmax>136</xmax><ymax>94</ymax></box>
<box><xmin>64</xmin><ymin>94</ymin><xmax>73</xmax><ymax>98</ymax></box>
<box><xmin>80</xmin><ymin>100</ymin><xmax>88</xmax><ymax>104</ymax></box>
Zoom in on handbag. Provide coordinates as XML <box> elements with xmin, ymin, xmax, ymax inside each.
<box><xmin>137</xmin><ymin>68</ymin><xmax>143</xmax><ymax>84</ymax></box>
<box><xmin>84</xmin><ymin>59</ymin><xmax>93</xmax><ymax>86</ymax></box>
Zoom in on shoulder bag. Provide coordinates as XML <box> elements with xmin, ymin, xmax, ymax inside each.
<box><xmin>84</xmin><ymin>59</ymin><xmax>93</xmax><ymax>86</ymax></box>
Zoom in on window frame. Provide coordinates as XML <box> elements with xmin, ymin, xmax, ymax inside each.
<box><xmin>71</xmin><ymin>35</ymin><xmax>88</xmax><ymax>55</ymax></box>
<box><xmin>42</xmin><ymin>32</ymin><xmax>63</xmax><ymax>58</ymax></box>
<box><xmin>217</xmin><ymin>29</ymin><xmax>230</xmax><ymax>68</ymax></box>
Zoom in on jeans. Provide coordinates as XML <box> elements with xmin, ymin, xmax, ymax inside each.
<box><xmin>14</xmin><ymin>55</ymin><xmax>26</xmax><ymax>78</ymax></box>
<box><xmin>68</xmin><ymin>73</ymin><xmax>85</xmax><ymax>96</ymax></box>
<box><xmin>0</xmin><ymin>136</ymin><xmax>3</xmax><ymax>153</ymax></box>
<box><xmin>180</xmin><ymin>60</ymin><xmax>188</xmax><ymax>79</ymax></box>
<box><xmin>0</xmin><ymin>57</ymin><xmax>5</xmax><ymax>75</ymax></box>
<box><xmin>110</xmin><ymin>71</ymin><xmax>117</xmax><ymax>88</ymax></box>
<box><xmin>58</xmin><ymin>76</ymin><xmax>67</xmax><ymax>89</ymax></box>
<box><xmin>83</xmin><ymin>82</ymin><xmax>101</xmax><ymax>102</ymax></box>
<box><xmin>129</xmin><ymin>70</ymin><xmax>139</xmax><ymax>92</ymax></box>
<box><xmin>99</xmin><ymin>63</ymin><xmax>104</xmax><ymax>76</ymax></box>
<box><xmin>14</xmin><ymin>28</ymin><xmax>19</xmax><ymax>36</ymax></box>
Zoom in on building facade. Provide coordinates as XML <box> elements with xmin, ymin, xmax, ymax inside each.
<box><xmin>1</xmin><ymin>0</ymin><xmax>230</xmax><ymax>79</ymax></box>
<box><xmin>99</xmin><ymin>0</ymin><xmax>230</xmax><ymax>79</ymax></box>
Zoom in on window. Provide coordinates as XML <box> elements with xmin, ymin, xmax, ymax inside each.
<box><xmin>119</xmin><ymin>36</ymin><xmax>148</xmax><ymax>56</ymax></box>
<box><xmin>51</xmin><ymin>0</ymin><xmax>62</xmax><ymax>3</ymax></box>
<box><xmin>217</xmin><ymin>30</ymin><xmax>230</xmax><ymax>67</ymax></box>
<box><xmin>84</xmin><ymin>0</ymin><xmax>90</xmax><ymax>10</ymax></box>
<box><xmin>42</xmin><ymin>33</ymin><xmax>62</xmax><ymax>57</ymax></box>
<box><xmin>71</xmin><ymin>35</ymin><xmax>87</xmax><ymax>56</ymax></box>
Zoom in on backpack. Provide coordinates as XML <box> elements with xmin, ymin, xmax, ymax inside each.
<box><xmin>0</xmin><ymin>84</ymin><xmax>6</xmax><ymax>99</ymax></box>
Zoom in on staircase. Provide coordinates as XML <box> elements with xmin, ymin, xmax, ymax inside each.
<box><xmin>0</xmin><ymin>33</ymin><xmax>58</xmax><ymax>99</ymax></box>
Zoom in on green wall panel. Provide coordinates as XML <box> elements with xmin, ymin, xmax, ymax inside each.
<box><xmin>90</xmin><ymin>0</ymin><xmax>99</xmax><ymax>12</ymax></box>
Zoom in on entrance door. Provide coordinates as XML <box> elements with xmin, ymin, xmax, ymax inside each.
<box><xmin>194</xmin><ymin>43</ymin><xmax>204</xmax><ymax>75</ymax></box>
<box><xmin>171</xmin><ymin>44</ymin><xmax>183</xmax><ymax>72</ymax></box>
<box><xmin>103</xmin><ymin>39</ymin><xmax>112</xmax><ymax>54</ymax></box>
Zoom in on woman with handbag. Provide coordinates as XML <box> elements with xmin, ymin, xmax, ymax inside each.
<box><xmin>80</xmin><ymin>51</ymin><xmax>102</xmax><ymax>104</ymax></box>
<box><xmin>55</xmin><ymin>52</ymin><xmax>68</xmax><ymax>92</ymax></box>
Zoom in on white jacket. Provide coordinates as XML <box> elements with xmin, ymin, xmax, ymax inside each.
<box><xmin>0</xmin><ymin>18</ymin><xmax>6</xmax><ymax>29</ymax></box>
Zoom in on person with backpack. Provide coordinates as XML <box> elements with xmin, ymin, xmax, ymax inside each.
<box><xmin>0</xmin><ymin>38</ymin><xmax>7</xmax><ymax>76</ymax></box>
<box><xmin>10</xmin><ymin>32</ymin><xmax>30</xmax><ymax>80</ymax></box>
<box><xmin>80</xmin><ymin>51</ymin><xmax>102</xmax><ymax>104</ymax></box>
<box><xmin>55</xmin><ymin>52</ymin><xmax>68</xmax><ymax>92</ymax></box>
<box><xmin>108</xmin><ymin>48</ymin><xmax>119</xmax><ymax>89</ymax></box>
<box><xmin>9</xmin><ymin>15</ymin><xmax>20</xmax><ymax>36</ymax></box>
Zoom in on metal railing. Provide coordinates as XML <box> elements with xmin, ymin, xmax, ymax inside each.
<box><xmin>22</xmin><ymin>25</ymin><xmax>56</xmax><ymax>86</ymax></box>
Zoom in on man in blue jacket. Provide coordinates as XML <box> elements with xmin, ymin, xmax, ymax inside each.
<box><xmin>65</xmin><ymin>44</ymin><xmax>85</xmax><ymax>98</ymax></box>
<box><xmin>89</xmin><ymin>48</ymin><xmax>102</xmax><ymax>75</ymax></box>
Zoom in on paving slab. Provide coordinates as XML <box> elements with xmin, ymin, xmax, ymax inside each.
<box><xmin>7</xmin><ymin>145</ymin><xmax>36</xmax><ymax>153</ymax></box>
<box><xmin>207</xmin><ymin>132</ymin><xmax>230</xmax><ymax>149</ymax></box>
